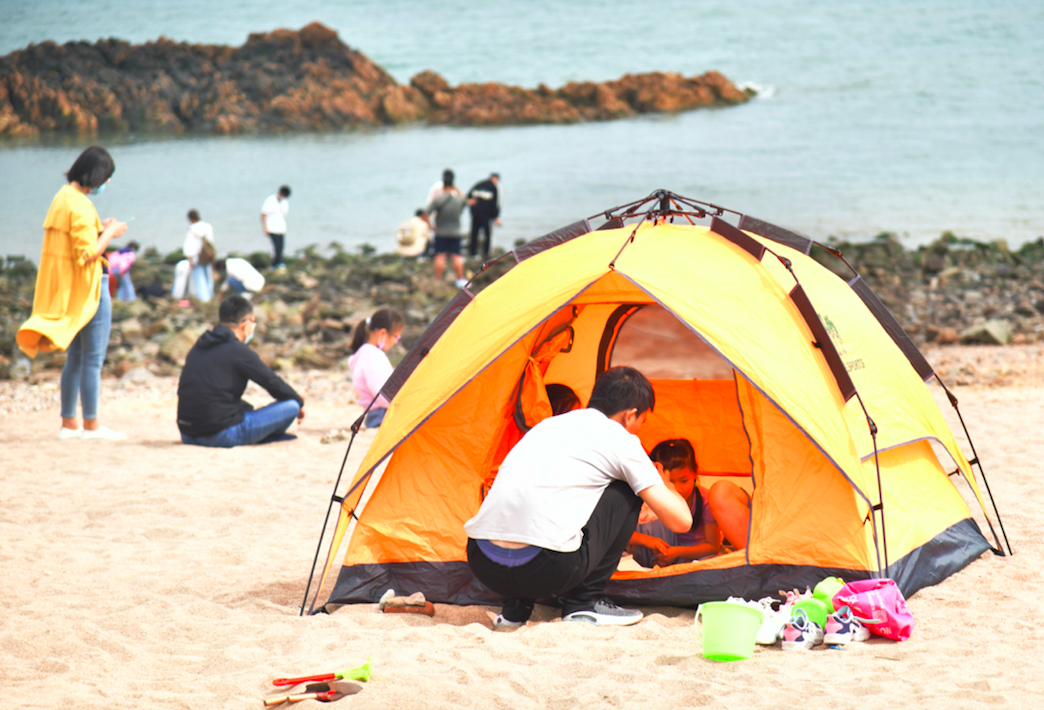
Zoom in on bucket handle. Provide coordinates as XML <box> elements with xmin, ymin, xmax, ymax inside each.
<box><xmin>694</xmin><ymin>603</ymin><xmax>703</xmax><ymax>640</ymax></box>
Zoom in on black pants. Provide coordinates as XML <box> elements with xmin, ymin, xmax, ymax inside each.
<box><xmin>466</xmin><ymin>480</ymin><xmax>642</xmax><ymax>620</ymax></box>
<box><xmin>468</xmin><ymin>216</ymin><xmax>493</xmax><ymax>259</ymax></box>
<box><xmin>267</xmin><ymin>232</ymin><xmax>285</xmax><ymax>266</ymax></box>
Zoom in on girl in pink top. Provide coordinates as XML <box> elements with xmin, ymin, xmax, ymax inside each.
<box><xmin>347</xmin><ymin>308</ymin><xmax>405</xmax><ymax>428</ymax></box>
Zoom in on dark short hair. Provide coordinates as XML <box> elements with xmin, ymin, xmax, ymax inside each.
<box><xmin>219</xmin><ymin>295</ymin><xmax>254</xmax><ymax>325</ymax></box>
<box><xmin>66</xmin><ymin>145</ymin><xmax>115</xmax><ymax>189</ymax></box>
<box><xmin>587</xmin><ymin>366</ymin><xmax>655</xmax><ymax>418</ymax></box>
<box><xmin>187</xmin><ymin>209</ymin><xmax>200</xmax><ymax>222</ymax></box>
<box><xmin>126</xmin><ymin>241</ymin><xmax>140</xmax><ymax>251</ymax></box>
<box><xmin>415</xmin><ymin>208</ymin><xmax>426</xmax><ymax>217</ymax></box>
<box><xmin>213</xmin><ymin>258</ymin><xmax>227</xmax><ymax>274</ymax></box>
<box><xmin>490</xmin><ymin>172</ymin><xmax>500</xmax><ymax>180</ymax></box>
<box><xmin>279</xmin><ymin>185</ymin><xmax>291</xmax><ymax>197</ymax></box>
<box><xmin>442</xmin><ymin>169</ymin><xmax>454</xmax><ymax>188</ymax></box>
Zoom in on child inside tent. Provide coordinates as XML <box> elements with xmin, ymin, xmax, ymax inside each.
<box><xmin>629</xmin><ymin>439</ymin><xmax>720</xmax><ymax>567</ymax></box>
<box><xmin>348</xmin><ymin>308</ymin><xmax>405</xmax><ymax>429</ymax></box>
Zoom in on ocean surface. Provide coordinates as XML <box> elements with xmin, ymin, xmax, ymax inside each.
<box><xmin>1</xmin><ymin>0</ymin><xmax>1042</xmax><ymax>261</ymax></box>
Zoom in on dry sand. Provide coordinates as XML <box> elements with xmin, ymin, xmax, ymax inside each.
<box><xmin>2</xmin><ymin>347</ymin><xmax>1043</xmax><ymax>709</ymax></box>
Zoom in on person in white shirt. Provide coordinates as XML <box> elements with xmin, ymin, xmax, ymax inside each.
<box><xmin>396</xmin><ymin>209</ymin><xmax>432</xmax><ymax>258</ymax></box>
<box><xmin>215</xmin><ymin>257</ymin><xmax>266</xmax><ymax>297</ymax></box>
<box><xmin>260</xmin><ymin>185</ymin><xmax>291</xmax><ymax>268</ymax></box>
<box><xmin>171</xmin><ymin>209</ymin><xmax>215</xmax><ymax>302</ymax></box>
<box><xmin>465</xmin><ymin>366</ymin><xmax>692</xmax><ymax>629</ymax></box>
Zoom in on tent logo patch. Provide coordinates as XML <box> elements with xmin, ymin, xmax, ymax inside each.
<box><xmin>820</xmin><ymin>314</ymin><xmax>865</xmax><ymax>373</ymax></box>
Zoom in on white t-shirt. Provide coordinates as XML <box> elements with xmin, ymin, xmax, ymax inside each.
<box><xmin>347</xmin><ymin>343</ymin><xmax>393</xmax><ymax>409</ymax></box>
<box><xmin>261</xmin><ymin>194</ymin><xmax>289</xmax><ymax>234</ymax></box>
<box><xmin>464</xmin><ymin>408</ymin><xmax>662</xmax><ymax>552</ymax></box>
<box><xmin>426</xmin><ymin>180</ymin><xmax>446</xmax><ymax>209</ymax></box>
<box><xmin>184</xmin><ymin>221</ymin><xmax>214</xmax><ymax>264</ymax></box>
<box><xmin>225</xmin><ymin>257</ymin><xmax>266</xmax><ymax>292</ymax></box>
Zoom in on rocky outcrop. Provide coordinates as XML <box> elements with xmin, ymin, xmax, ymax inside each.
<box><xmin>0</xmin><ymin>23</ymin><xmax>751</xmax><ymax>137</ymax></box>
<box><xmin>4</xmin><ymin>230</ymin><xmax>1044</xmax><ymax>382</ymax></box>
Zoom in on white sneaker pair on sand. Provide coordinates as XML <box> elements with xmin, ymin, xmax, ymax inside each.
<box><xmin>58</xmin><ymin>426</ymin><xmax>127</xmax><ymax>441</ymax></box>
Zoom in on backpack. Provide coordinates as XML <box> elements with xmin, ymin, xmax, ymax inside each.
<box><xmin>198</xmin><ymin>238</ymin><xmax>216</xmax><ymax>266</ymax></box>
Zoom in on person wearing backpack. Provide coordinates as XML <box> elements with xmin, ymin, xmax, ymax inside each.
<box><xmin>171</xmin><ymin>209</ymin><xmax>215</xmax><ymax>303</ymax></box>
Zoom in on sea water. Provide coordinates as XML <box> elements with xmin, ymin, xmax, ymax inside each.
<box><xmin>1</xmin><ymin>0</ymin><xmax>1042</xmax><ymax>260</ymax></box>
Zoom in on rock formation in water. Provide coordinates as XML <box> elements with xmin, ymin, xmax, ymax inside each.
<box><xmin>0</xmin><ymin>22</ymin><xmax>752</xmax><ymax>137</ymax></box>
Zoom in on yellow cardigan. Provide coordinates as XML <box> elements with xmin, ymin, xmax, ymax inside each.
<box><xmin>17</xmin><ymin>184</ymin><xmax>106</xmax><ymax>358</ymax></box>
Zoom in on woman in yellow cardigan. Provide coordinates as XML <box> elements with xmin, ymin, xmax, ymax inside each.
<box><xmin>17</xmin><ymin>146</ymin><xmax>129</xmax><ymax>441</ymax></box>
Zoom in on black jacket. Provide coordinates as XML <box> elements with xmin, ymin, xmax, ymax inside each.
<box><xmin>176</xmin><ymin>325</ymin><xmax>303</xmax><ymax>436</ymax></box>
<box><xmin>467</xmin><ymin>179</ymin><xmax>500</xmax><ymax>220</ymax></box>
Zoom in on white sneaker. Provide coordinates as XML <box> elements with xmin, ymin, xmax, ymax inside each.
<box><xmin>492</xmin><ymin>614</ymin><xmax>524</xmax><ymax>631</ymax></box>
<box><xmin>782</xmin><ymin>607</ymin><xmax>825</xmax><ymax>650</ymax></box>
<box><xmin>82</xmin><ymin>426</ymin><xmax>128</xmax><ymax>441</ymax></box>
<box><xmin>58</xmin><ymin>427</ymin><xmax>82</xmax><ymax>441</ymax></box>
<box><xmin>454</xmin><ymin>278</ymin><xmax>468</xmax><ymax>289</ymax></box>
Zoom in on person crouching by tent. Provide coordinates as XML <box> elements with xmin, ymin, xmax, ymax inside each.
<box><xmin>177</xmin><ymin>295</ymin><xmax>305</xmax><ymax>447</ymax></box>
<box><xmin>348</xmin><ymin>308</ymin><xmax>405</xmax><ymax>429</ymax></box>
<box><xmin>464</xmin><ymin>366</ymin><xmax>693</xmax><ymax>629</ymax></box>
<box><xmin>214</xmin><ymin>257</ymin><xmax>266</xmax><ymax>298</ymax></box>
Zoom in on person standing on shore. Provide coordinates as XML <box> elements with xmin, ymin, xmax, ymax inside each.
<box><xmin>427</xmin><ymin>173</ymin><xmax>468</xmax><ymax>288</ymax></box>
<box><xmin>171</xmin><ymin>210</ymin><xmax>215</xmax><ymax>304</ymax></box>
<box><xmin>261</xmin><ymin>185</ymin><xmax>291</xmax><ymax>269</ymax></box>
<box><xmin>17</xmin><ymin>145</ymin><xmax>128</xmax><ymax>441</ymax></box>
<box><xmin>466</xmin><ymin>172</ymin><xmax>501</xmax><ymax>260</ymax></box>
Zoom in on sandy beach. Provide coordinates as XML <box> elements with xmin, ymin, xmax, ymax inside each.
<box><xmin>2</xmin><ymin>345</ymin><xmax>1043</xmax><ymax>709</ymax></box>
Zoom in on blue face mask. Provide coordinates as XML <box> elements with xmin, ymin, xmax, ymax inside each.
<box><xmin>244</xmin><ymin>321</ymin><xmax>255</xmax><ymax>345</ymax></box>
<box><xmin>90</xmin><ymin>182</ymin><xmax>107</xmax><ymax>196</ymax></box>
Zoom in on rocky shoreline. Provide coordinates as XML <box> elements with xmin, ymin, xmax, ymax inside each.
<box><xmin>2</xmin><ymin>230</ymin><xmax>1043</xmax><ymax>383</ymax></box>
<box><xmin>0</xmin><ymin>22</ymin><xmax>751</xmax><ymax>137</ymax></box>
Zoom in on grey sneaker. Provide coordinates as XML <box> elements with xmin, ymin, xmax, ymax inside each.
<box><xmin>563</xmin><ymin>598</ymin><xmax>643</xmax><ymax>626</ymax></box>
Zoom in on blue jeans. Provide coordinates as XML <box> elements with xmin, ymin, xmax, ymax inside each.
<box><xmin>191</xmin><ymin>263</ymin><xmax>214</xmax><ymax>302</ymax></box>
<box><xmin>116</xmin><ymin>271</ymin><xmax>136</xmax><ymax>301</ymax></box>
<box><xmin>180</xmin><ymin>400</ymin><xmax>300</xmax><ymax>448</ymax></box>
<box><xmin>61</xmin><ymin>274</ymin><xmax>112</xmax><ymax>420</ymax></box>
<box><xmin>364</xmin><ymin>407</ymin><xmax>387</xmax><ymax>428</ymax></box>
<box><xmin>227</xmin><ymin>276</ymin><xmax>246</xmax><ymax>294</ymax></box>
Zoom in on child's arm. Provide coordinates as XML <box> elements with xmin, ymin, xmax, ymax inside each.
<box><xmin>655</xmin><ymin>522</ymin><xmax>721</xmax><ymax>565</ymax></box>
<box><xmin>629</xmin><ymin>531</ymin><xmax>670</xmax><ymax>555</ymax></box>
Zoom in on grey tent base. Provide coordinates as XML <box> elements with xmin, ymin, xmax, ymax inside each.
<box><xmin>323</xmin><ymin>518</ymin><xmax>989</xmax><ymax>610</ymax></box>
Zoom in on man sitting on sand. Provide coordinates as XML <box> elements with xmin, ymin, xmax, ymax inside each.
<box><xmin>465</xmin><ymin>366</ymin><xmax>692</xmax><ymax>628</ymax></box>
<box><xmin>177</xmin><ymin>295</ymin><xmax>304</xmax><ymax>447</ymax></box>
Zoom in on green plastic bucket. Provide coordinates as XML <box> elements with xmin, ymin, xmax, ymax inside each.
<box><xmin>792</xmin><ymin>598</ymin><xmax>829</xmax><ymax>628</ymax></box>
<box><xmin>814</xmin><ymin>577</ymin><xmax>845</xmax><ymax>611</ymax></box>
<box><xmin>696</xmin><ymin>602</ymin><xmax>764</xmax><ymax>662</ymax></box>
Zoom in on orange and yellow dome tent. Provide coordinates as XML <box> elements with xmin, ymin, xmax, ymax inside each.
<box><xmin>302</xmin><ymin>191</ymin><xmax>1009</xmax><ymax>614</ymax></box>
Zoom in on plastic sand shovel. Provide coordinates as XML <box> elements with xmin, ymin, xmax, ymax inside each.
<box><xmin>264</xmin><ymin>685</ymin><xmax>337</xmax><ymax>706</ymax></box>
<box><xmin>273</xmin><ymin>658</ymin><xmax>372</xmax><ymax>686</ymax></box>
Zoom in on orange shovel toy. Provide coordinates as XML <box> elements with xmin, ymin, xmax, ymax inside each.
<box><xmin>273</xmin><ymin>658</ymin><xmax>373</xmax><ymax>687</ymax></box>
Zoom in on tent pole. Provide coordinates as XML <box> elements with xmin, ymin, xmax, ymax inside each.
<box><xmin>299</xmin><ymin>409</ymin><xmax>367</xmax><ymax>616</ymax></box>
<box><xmin>935</xmin><ymin>376</ymin><xmax>1013</xmax><ymax>556</ymax></box>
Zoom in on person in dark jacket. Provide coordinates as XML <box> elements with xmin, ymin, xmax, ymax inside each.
<box><xmin>177</xmin><ymin>295</ymin><xmax>304</xmax><ymax>447</ymax></box>
<box><xmin>466</xmin><ymin>173</ymin><xmax>501</xmax><ymax>259</ymax></box>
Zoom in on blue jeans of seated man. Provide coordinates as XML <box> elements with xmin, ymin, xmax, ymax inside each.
<box><xmin>181</xmin><ymin>400</ymin><xmax>300</xmax><ymax>448</ymax></box>
<box><xmin>61</xmin><ymin>274</ymin><xmax>112</xmax><ymax>420</ymax></box>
